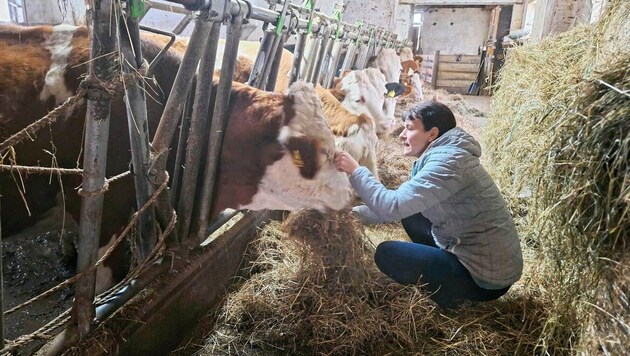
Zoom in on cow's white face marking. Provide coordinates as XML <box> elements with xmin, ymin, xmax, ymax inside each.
<box><xmin>339</xmin><ymin>70</ymin><xmax>389</xmax><ymax>130</ymax></box>
<box><xmin>375</xmin><ymin>48</ymin><xmax>403</xmax><ymax>83</ymax></box>
<box><xmin>241</xmin><ymin>82</ymin><xmax>352</xmax><ymax>212</ymax></box>
<box><xmin>39</xmin><ymin>24</ymin><xmax>76</xmax><ymax>104</ymax></box>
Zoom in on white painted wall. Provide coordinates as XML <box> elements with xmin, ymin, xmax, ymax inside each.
<box><xmin>417</xmin><ymin>7</ymin><xmax>491</xmax><ymax>55</ymax></box>
<box><xmin>23</xmin><ymin>0</ymin><xmax>86</xmax><ymax>25</ymax></box>
<box><xmin>140</xmin><ymin>0</ymin><xmax>408</xmax><ymax>42</ymax></box>
<box><xmin>0</xmin><ymin>1</ymin><xmax>9</xmax><ymax>22</ymax></box>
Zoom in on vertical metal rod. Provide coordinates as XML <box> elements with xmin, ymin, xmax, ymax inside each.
<box><xmin>317</xmin><ymin>35</ymin><xmax>335</xmax><ymax>86</ymax></box>
<box><xmin>259</xmin><ymin>32</ymin><xmax>282</xmax><ymax>90</ymax></box>
<box><xmin>72</xmin><ymin>0</ymin><xmax>116</xmax><ymax>337</ymax></box>
<box><xmin>177</xmin><ymin>21</ymin><xmax>221</xmax><ymax>241</ymax></box>
<box><xmin>265</xmin><ymin>32</ymin><xmax>287</xmax><ymax>91</ymax></box>
<box><xmin>149</xmin><ymin>15</ymin><xmax>212</xmax><ymax>247</ymax></box>
<box><xmin>323</xmin><ymin>39</ymin><xmax>343</xmax><ymax>88</ymax></box>
<box><xmin>289</xmin><ymin>32</ymin><xmax>307</xmax><ymax>85</ymax></box>
<box><xmin>196</xmin><ymin>14</ymin><xmax>243</xmax><ymax>240</ymax></box>
<box><xmin>118</xmin><ymin>15</ymin><xmax>157</xmax><ymax>260</ymax></box>
<box><xmin>341</xmin><ymin>42</ymin><xmax>357</xmax><ymax>71</ymax></box>
<box><xmin>309</xmin><ymin>33</ymin><xmax>330</xmax><ymax>85</ymax></box>
<box><xmin>151</xmin><ymin>15</ymin><xmax>213</xmax><ymax>171</ymax></box>
<box><xmin>302</xmin><ymin>35</ymin><xmax>320</xmax><ymax>81</ymax></box>
<box><xmin>170</xmin><ymin>77</ymin><xmax>196</xmax><ymax>208</ymax></box>
<box><xmin>355</xmin><ymin>43</ymin><xmax>369</xmax><ymax>69</ymax></box>
<box><xmin>248</xmin><ymin>30</ymin><xmax>276</xmax><ymax>88</ymax></box>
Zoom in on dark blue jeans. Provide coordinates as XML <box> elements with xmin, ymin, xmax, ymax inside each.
<box><xmin>374</xmin><ymin>212</ymin><xmax>510</xmax><ymax>308</ymax></box>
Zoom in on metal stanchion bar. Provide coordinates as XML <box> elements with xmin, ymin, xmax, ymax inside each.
<box><xmin>323</xmin><ymin>39</ymin><xmax>343</xmax><ymax>88</ymax></box>
<box><xmin>170</xmin><ymin>77</ymin><xmax>195</xmax><ymax>208</ymax></box>
<box><xmin>151</xmin><ymin>15</ymin><xmax>212</xmax><ymax>159</ymax></box>
<box><xmin>72</xmin><ymin>0</ymin><xmax>117</xmax><ymax>337</ymax></box>
<box><xmin>340</xmin><ymin>42</ymin><xmax>357</xmax><ymax>71</ymax></box>
<box><xmin>196</xmin><ymin>10</ymin><xmax>244</xmax><ymax>240</ymax></box>
<box><xmin>289</xmin><ymin>31</ymin><xmax>307</xmax><ymax>85</ymax></box>
<box><xmin>309</xmin><ymin>29</ymin><xmax>331</xmax><ymax>85</ymax></box>
<box><xmin>265</xmin><ymin>32</ymin><xmax>288</xmax><ymax>91</ymax></box>
<box><xmin>177</xmin><ymin>21</ymin><xmax>221</xmax><ymax>241</ymax></box>
<box><xmin>248</xmin><ymin>30</ymin><xmax>276</xmax><ymax>88</ymax></box>
<box><xmin>119</xmin><ymin>16</ymin><xmax>157</xmax><ymax>260</ymax></box>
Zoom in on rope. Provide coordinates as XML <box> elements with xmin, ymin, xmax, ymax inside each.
<box><xmin>0</xmin><ymin>93</ymin><xmax>85</xmax><ymax>156</ymax></box>
<box><xmin>0</xmin><ymin>59</ymin><xmax>150</xmax><ymax>157</ymax></box>
<box><xmin>3</xmin><ymin>172</ymin><xmax>170</xmax><ymax>316</ymax></box>
<box><xmin>0</xmin><ymin>164</ymin><xmax>82</xmax><ymax>175</ymax></box>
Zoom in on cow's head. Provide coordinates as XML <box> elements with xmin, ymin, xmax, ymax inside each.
<box><xmin>370</xmin><ymin>48</ymin><xmax>404</xmax><ymax>125</ymax></box>
<box><xmin>337</xmin><ymin>69</ymin><xmax>391</xmax><ymax>134</ymax></box>
<box><xmin>224</xmin><ymin>82</ymin><xmax>352</xmax><ymax>214</ymax></box>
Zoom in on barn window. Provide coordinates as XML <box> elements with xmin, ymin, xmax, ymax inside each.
<box><xmin>7</xmin><ymin>0</ymin><xmax>25</xmax><ymax>23</ymax></box>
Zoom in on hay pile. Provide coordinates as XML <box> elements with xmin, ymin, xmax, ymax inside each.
<box><xmin>484</xmin><ymin>0</ymin><xmax>629</xmax><ymax>353</ymax></box>
<box><xmin>195</xmin><ymin>211</ymin><xmax>554</xmax><ymax>355</ymax></box>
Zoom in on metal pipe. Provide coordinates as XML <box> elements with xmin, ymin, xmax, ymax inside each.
<box><xmin>310</xmin><ymin>33</ymin><xmax>330</xmax><ymax>85</ymax></box>
<box><xmin>304</xmin><ymin>35</ymin><xmax>322</xmax><ymax>83</ymax></box>
<box><xmin>355</xmin><ymin>43</ymin><xmax>369</xmax><ymax>69</ymax></box>
<box><xmin>247</xmin><ymin>30</ymin><xmax>275</xmax><ymax>88</ymax></box>
<box><xmin>340</xmin><ymin>42</ymin><xmax>357</xmax><ymax>71</ymax></box>
<box><xmin>72</xmin><ymin>0</ymin><xmax>117</xmax><ymax>336</ymax></box>
<box><xmin>265</xmin><ymin>32</ymin><xmax>287</xmax><ymax>91</ymax></box>
<box><xmin>152</xmin><ymin>15</ymin><xmax>212</xmax><ymax>159</ymax></box>
<box><xmin>94</xmin><ymin>257</ymin><xmax>172</xmax><ymax>322</ymax></box>
<box><xmin>260</xmin><ymin>32</ymin><xmax>283</xmax><ymax>89</ymax></box>
<box><xmin>170</xmin><ymin>77</ymin><xmax>195</xmax><ymax>207</ymax></box>
<box><xmin>317</xmin><ymin>34</ymin><xmax>335</xmax><ymax>86</ymax></box>
<box><xmin>173</xmin><ymin>14</ymin><xmax>193</xmax><ymax>35</ymax></box>
<box><xmin>323</xmin><ymin>39</ymin><xmax>343</xmax><ymax>88</ymax></box>
<box><xmin>196</xmin><ymin>10</ymin><xmax>244</xmax><ymax>240</ymax></box>
<box><xmin>289</xmin><ymin>31</ymin><xmax>307</xmax><ymax>85</ymax></box>
<box><xmin>139</xmin><ymin>25</ymin><xmax>176</xmax><ymax>76</ymax></box>
<box><xmin>118</xmin><ymin>15</ymin><xmax>157</xmax><ymax>260</ymax></box>
<box><xmin>177</xmin><ymin>21</ymin><xmax>221</xmax><ymax>241</ymax></box>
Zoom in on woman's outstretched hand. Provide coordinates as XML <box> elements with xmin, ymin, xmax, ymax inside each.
<box><xmin>334</xmin><ymin>150</ymin><xmax>360</xmax><ymax>175</ymax></box>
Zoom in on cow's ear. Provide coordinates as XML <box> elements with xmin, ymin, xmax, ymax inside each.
<box><xmin>285</xmin><ymin>136</ymin><xmax>319</xmax><ymax>179</ymax></box>
<box><xmin>329</xmin><ymin>88</ymin><xmax>346</xmax><ymax>102</ymax></box>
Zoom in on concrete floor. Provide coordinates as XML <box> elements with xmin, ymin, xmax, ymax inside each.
<box><xmin>461</xmin><ymin>94</ymin><xmax>492</xmax><ymax>115</ymax></box>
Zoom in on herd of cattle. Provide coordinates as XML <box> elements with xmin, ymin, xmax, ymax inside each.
<box><xmin>0</xmin><ymin>24</ymin><xmax>424</xmax><ymax>287</ymax></box>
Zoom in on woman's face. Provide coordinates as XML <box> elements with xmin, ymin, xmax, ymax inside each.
<box><xmin>398</xmin><ymin>119</ymin><xmax>438</xmax><ymax>157</ymax></box>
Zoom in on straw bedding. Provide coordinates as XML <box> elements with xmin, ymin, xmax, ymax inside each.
<box><xmin>484</xmin><ymin>0</ymin><xmax>629</xmax><ymax>353</ymax></box>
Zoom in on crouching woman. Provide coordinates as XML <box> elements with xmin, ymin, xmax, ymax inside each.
<box><xmin>334</xmin><ymin>100</ymin><xmax>523</xmax><ymax>308</ymax></box>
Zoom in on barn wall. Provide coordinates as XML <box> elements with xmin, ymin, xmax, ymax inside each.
<box><xmin>417</xmin><ymin>6</ymin><xmax>491</xmax><ymax>55</ymax></box>
<box><xmin>23</xmin><ymin>0</ymin><xmax>86</xmax><ymax>25</ymax></box>
<box><xmin>530</xmin><ymin>0</ymin><xmax>599</xmax><ymax>41</ymax></box>
<box><xmin>139</xmin><ymin>0</ymin><xmax>410</xmax><ymax>42</ymax></box>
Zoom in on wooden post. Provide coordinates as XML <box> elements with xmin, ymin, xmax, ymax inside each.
<box><xmin>431</xmin><ymin>50</ymin><xmax>440</xmax><ymax>89</ymax></box>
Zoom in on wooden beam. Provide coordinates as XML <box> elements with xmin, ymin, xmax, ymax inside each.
<box><xmin>439</xmin><ymin>62</ymin><xmax>480</xmax><ymax>72</ymax></box>
<box><xmin>431</xmin><ymin>50</ymin><xmax>440</xmax><ymax>89</ymax></box>
<box><xmin>400</xmin><ymin>0</ymin><xmax>521</xmax><ymax>5</ymax></box>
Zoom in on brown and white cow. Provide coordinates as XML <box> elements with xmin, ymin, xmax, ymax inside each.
<box><xmin>0</xmin><ymin>24</ymin><xmax>351</xmax><ymax>286</ymax></box>
<box><xmin>368</xmin><ymin>48</ymin><xmax>404</xmax><ymax>125</ymax></box>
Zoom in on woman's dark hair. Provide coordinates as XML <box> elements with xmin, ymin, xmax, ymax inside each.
<box><xmin>402</xmin><ymin>100</ymin><xmax>456</xmax><ymax>138</ymax></box>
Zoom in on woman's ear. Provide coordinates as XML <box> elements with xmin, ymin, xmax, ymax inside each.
<box><xmin>429</xmin><ymin>127</ymin><xmax>440</xmax><ymax>142</ymax></box>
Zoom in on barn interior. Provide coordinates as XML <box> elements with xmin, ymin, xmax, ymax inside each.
<box><xmin>0</xmin><ymin>0</ymin><xmax>627</xmax><ymax>355</ymax></box>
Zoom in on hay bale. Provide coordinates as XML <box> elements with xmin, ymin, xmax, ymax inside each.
<box><xmin>484</xmin><ymin>0</ymin><xmax>629</xmax><ymax>352</ymax></box>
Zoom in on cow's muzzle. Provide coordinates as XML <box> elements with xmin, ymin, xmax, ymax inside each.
<box><xmin>385</xmin><ymin>82</ymin><xmax>406</xmax><ymax>98</ymax></box>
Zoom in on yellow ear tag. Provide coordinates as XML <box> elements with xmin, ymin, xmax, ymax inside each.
<box><xmin>292</xmin><ymin>150</ymin><xmax>304</xmax><ymax>168</ymax></box>
<box><xmin>387</xmin><ymin>90</ymin><xmax>396</xmax><ymax>98</ymax></box>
